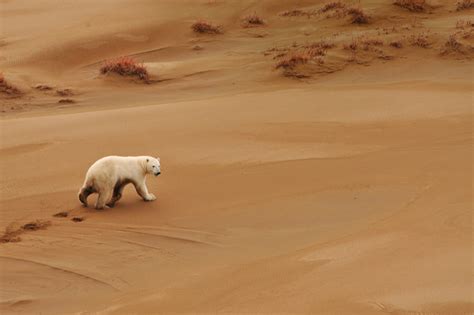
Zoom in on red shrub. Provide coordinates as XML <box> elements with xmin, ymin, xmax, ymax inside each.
<box><xmin>345</xmin><ymin>7</ymin><xmax>369</xmax><ymax>24</ymax></box>
<box><xmin>319</xmin><ymin>1</ymin><xmax>346</xmax><ymax>13</ymax></box>
<box><xmin>394</xmin><ymin>0</ymin><xmax>427</xmax><ymax>12</ymax></box>
<box><xmin>192</xmin><ymin>20</ymin><xmax>222</xmax><ymax>34</ymax></box>
<box><xmin>100</xmin><ymin>57</ymin><xmax>149</xmax><ymax>81</ymax></box>
<box><xmin>457</xmin><ymin>0</ymin><xmax>474</xmax><ymax>11</ymax></box>
<box><xmin>242</xmin><ymin>13</ymin><xmax>265</xmax><ymax>27</ymax></box>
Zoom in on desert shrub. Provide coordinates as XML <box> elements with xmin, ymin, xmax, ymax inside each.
<box><xmin>275</xmin><ymin>51</ymin><xmax>310</xmax><ymax>69</ymax></box>
<box><xmin>345</xmin><ymin>7</ymin><xmax>369</xmax><ymax>24</ymax></box>
<box><xmin>361</xmin><ymin>38</ymin><xmax>384</xmax><ymax>46</ymax></box>
<box><xmin>319</xmin><ymin>1</ymin><xmax>346</xmax><ymax>13</ymax></box>
<box><xmin>456</xmin><ymin>19</ymin><xmax>473</xmax><ymax>29</ymax></box>
<box><xmin>343</xmin><ymin>39</ymin><xmax>359</xmax><ymax>51</ymax></box>
<box><xmin>445</xmin><ymin>34</ymin><xmax>462</xmax><ymax>50</ymax></box>
<box><xmin>393</xmin><ymin>0</ymin><xmax>426</xmax><ymax>12</ymax></box>
<box><xmin>242</xmin><ymin>13</ymin><xmax>265</xmax><ymax>27</ymax></box>
<box><xmin>191</xmin><ymin>20</ymin><xmax>222</xmax><ymax>34</ymax></box>
<box><xmin>457</xmin><ymin>0</ymin><xmax>473</xmax><ymax>11</ymax></box>
<box><xmin>304</xmin><ymin>40</ymin><xmax>336</xmax><ymax>56</ymax></box>
<box><xmin>100</xmin><ymin>57</ymin><xmax>149</xmax><ymax>81</ymax></box>
<box><xmin>389</xmin><ymin>40</ymin><xmax>403</xmax><ymax>48</ymax></box>
<box><xmin>307</xmin><ymin>40</ymin><xmax>336</xmax><ymax>50</ymax></box>
<box><xmin>280</xmin><ymin>9</ymin><xmax>315</xmax><ymax>17</ymax></box>
<box><xmin>440</xmin><ymin>33</ymin><xmax>471</xmax><ymax>55</ymax></box>
<box><xmin>410</xmin><ymin>34</ymin><xmax>430</xmax><ymax>48</ymax></box>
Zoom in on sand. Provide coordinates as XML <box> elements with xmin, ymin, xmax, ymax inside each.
<box><xmin>0</xmin><ymin>1</ymin><xmax>473</xmax><ymax>314</ymax></box>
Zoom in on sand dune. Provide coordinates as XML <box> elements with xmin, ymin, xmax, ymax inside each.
<box><xmin>0</xmin><ymin>0</ymin><xmax>473</xmax><ymax>314</ymax></box>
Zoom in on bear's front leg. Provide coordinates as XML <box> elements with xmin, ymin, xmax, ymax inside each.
<box><xmin>134</xmin><ymin>180</ymin><xmax>156</xmax><ymax>201</ymax></box>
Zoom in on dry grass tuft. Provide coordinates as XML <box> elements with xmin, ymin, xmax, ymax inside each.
<box><xmin>361</xmin><ymin>38</ymin><xmax>384</xmax><ymax>46</ymax></box>
<box><xmin>0</xmin><ymin>73</ymin><xmax>21</xmax><ymax>95</ymax></box>
<box><xmin>275</xmin><ymin>51</ymin><xmax>311</xmax><ymax>70</ymax></box>
<box><xmin>393</xmin><ymin>0</ymin><xmax>427</xmax><ymax>12</ymax></box>
<box><xmin>445</xmin><ymin>34</ymin><xmax>463</xmax><ymax>50</ymax></box>
<box><xmin>191</xmin><ymin>20</ymin><xmax>222</xmax><ymax>34</ymax></box>
<box><xmin>456</xmin><ymin>19</ymin><xmax>474</xmax><ymax>29</ymax></box>
<box><xmin>242</xmin><ymin>13</ymin><xmax>265</xmax><ymax>27</ymax></box>
<box><xmin>440</xmin><ymin>30</ymin><xmax>473</xmax><ymax>55</ymax></box>
<box><xmin>345</xmin><ymin>7</ymin><xmax>370</xmax><ymax>24</ymax></box>
<box><xmin>319</xmin><ymin>1</ymin><xmax>346</xmax><ymax>13</ymax></box>
<box><xmin>56</xmin><ymin>88</ymin><xmax>73</xmax><ymax>97</ymax></box>
<box><xmin>303</xmin><ymin>40</ymin><xmax>336</xmax><ymax>57</ymax></box>
<box><xmin>410</xmin><ymin>33</ymin><xmax>431</xmax><ymax>48</ymax></box>
<box><xmin>58</xmin><ymin>99</ymin><xmax>75</xmax><ymax>104</ymax></box>
<box><xmin>0</xmin><ymin>220</ymin><xmax>51</xmax><ymax>243</ymax></box>
<box><xmin>343</xmin><ymin>37</ymin><xmax>382</xmax><ymax>51</ymax></box>
<box><xmin>100</xmin><ymin>57</ymin><xmax>149</xmax><ymax>81</ymax></box>
<box><xmin>389</xmin><ymin>40</ymin><xmax>403</xmax><ymax>48</ymax></box>
<box><xmin>307</xmin><ymin>40</ymin><xmax>336</xmax><ymax>50</ymax></box>
<box><xmin>35</xmin><ymin>84</ymin><xmax>53</xmax><ymax>91</ymax></box>
<box><xmin>456</xmin><ymin>0</ymin><xmax>474</xmax><ymax>11</ymax></box>
<box><xmin>343</xmin><ymin>39</ymin><xmax>359</xmax><ymax>51</ymax></box>
<box><xmin>280</xmin><ymin>9</ymin><xmax>314</xmax><ymax>17</ymax></box>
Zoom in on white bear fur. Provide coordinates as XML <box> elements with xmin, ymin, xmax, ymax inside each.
<box><xmin>78</xmin><ymin>156</ymin><xmax>161</xmax><ymax>209</ymax></box>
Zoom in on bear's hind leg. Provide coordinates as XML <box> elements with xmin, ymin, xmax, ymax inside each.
<box><xmin>95</xmin><ymin>187</ymin><xmax>113</xmax><ymax>210</ymax></box>
<box><xmin>79</xmin><ymin>186</ymin><xmax>94</xmax><ymax>207</ymax></box>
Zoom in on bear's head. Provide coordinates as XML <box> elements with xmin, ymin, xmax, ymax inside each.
<box><xmin>145</xmin><ymin>157</ymin><xmax>161</xmax><ymax>176</ymax></box>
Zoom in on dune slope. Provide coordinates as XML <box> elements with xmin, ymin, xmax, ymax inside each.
<box><xmin>0</xmin><ymin>1</ymin><xmax>473</xmax><ymax>314</ymax></box>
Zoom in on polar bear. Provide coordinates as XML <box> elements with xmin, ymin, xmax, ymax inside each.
<box><xmin>78</xmin><ymin>156</ymin><xmax>161</xmax><ymax>210</ymax></box>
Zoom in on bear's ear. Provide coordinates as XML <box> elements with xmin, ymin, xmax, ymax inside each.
<box><xmin>157</xmin><ymin>157</ymin><xmax>160</xmax><ymax>161</ymax></box>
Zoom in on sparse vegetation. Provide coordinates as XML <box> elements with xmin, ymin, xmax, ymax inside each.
<box><xmin>35</xmin><ymin>84</ymin><xmax>53</xmax><ymax>91</ymax></box>
<box><xmin>275</xmin><ymin>51</ymin><xmax>310</xmax><ymax>70</ymax></box>
<box><xmin>410</xmin><ymin>33</ymin><xmax>431</xmax><ymax>48</ymax></box>
<box><xmin>361</xmin><ymin>38</ymin><xmax>384</xmax><ymax>47</ymax></box>
<box><xmin>304</xmin><ymin>40</ymin><xmax>336</xmax><ymax>57</ymax></box>
<box><xmin>100</xmin><ymin>57</ymin><xmax>149</xmax><ymax>81</ymax></box>
<box><xmin>58</xmin><ymin>99</ymin><xmax>75</xmax><ymax>104</ymax></box>
<box><xmin>56</xmin><ymin>88</ymin><xmax>73</xmax><ymax>97</ymax></box>
<box><xmin>456</xmin><ymin>19</ymin><xmax>473</xmax><ymax>29</ymax></box>
<box><xmin>389</xmin><ymin>40</ymin><xmax>403</xmax><ymax>48</ymax></box>
<box><xmin>393</xmin><ymin>0</ymin><xmax>427</xmax><ymax>12</ymax></box>
<box><xmin>0</xmin><ymin>73</ymin><xmax>21</xmax><ymax>95</ymax></box>
<box><xmin>345</xmin><ymin>7</ymin><xmax>370</xmax><ymax>24</ymax></box>
<box><xmin>280</xmin><ymin>9</ymin><xmax>315</xmax><ymax>17</ymax></box>
<box><xmin>191</xmin><ymin>20</ymin><xmax>222</xmax><ymax>34</ymax></box>
<box><xmin>343</xmin><ymin>37</ymin><xmax>385</xmax><ymax>51</ymax></box>
<box><xmin>307</xmin><ymin>40</ymin><xmax>336</xmax><ymax>50</ymax></box>
<box><xmin>319</xmin><ymin>1</ymin><xmax>346</xmax><ymax>13</ymax></box>
<box><xmin>456</xmin><ymin>0</ymin><xmax>473</xmax><ymax>11</ymax></box>
<box><xmin>440</xmin><ymin>32</ymin><xmax>473</xmax><ymax>55</ymax></box>
<box><xmin>343</xmin><ymin>39</ymin><xmax>359</xmax><ymax>51</ymax></box>
<box><xmin>242</xmin><ymin>13</ymin><xmax>265</xmax><ymax>27</ymax></box>
<box><xmin>445</xmin><ymin>34</ymin><xmax>462</xmax><ymax>50</ymax></box>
